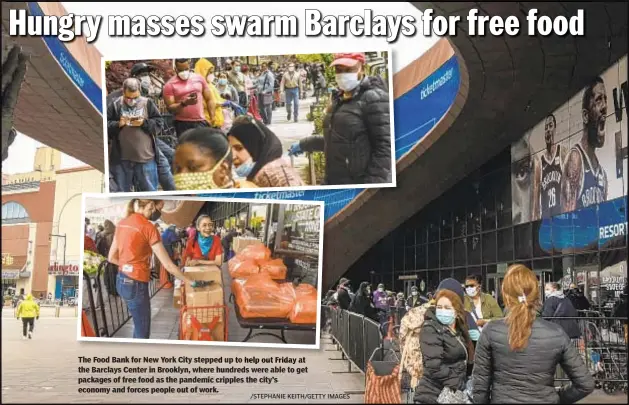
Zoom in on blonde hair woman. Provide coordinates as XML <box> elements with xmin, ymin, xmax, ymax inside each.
<box><xmin>471</xmin><ymin>264</ymin><xmax>594</xmax><ymax>403</ymax></box>
<box><xmin>108</xmin><ymin>199</ymin><xmax>191</xmax><ymax>339</ymax></box>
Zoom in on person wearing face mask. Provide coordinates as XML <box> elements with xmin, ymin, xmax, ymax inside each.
<box><xmin>289</xmin><ymin>53</ymin><xmax>391</xmax><ymax>185</ymax></box>
<box><xmin>183</xmin><ymin>215</ymin><xmax>223</xmax><ymax>267</ymax></box>
<box><xmin>228</xmin><ymin>60</ymin><xmax>248</xmax><ymax>109</ymax></box>
<box><xmin>193</xmin><ymin>58</ymin><xmax>226</xmax><ymax>130</ymax></box>
<box><xmin>227</xmin><ymin>116</ymin><xmax>304</xmax><ymax>188</ymax></box>
<box><xmin>106</xmin><ymin>78</ymin><xmax>163</xmax><ymax>192</ymax></box>
<box><xmin>463</xmin><ymin>275</ymin><xmax>503</xmax><ymax>331</ymax></box>
<box><xmin>108</xmin><ymin>199</ymin><xmax>192</xmax><ymax>339</ymax></box>
<box><xmin>405</xmin><ymin>286</ymin><xmax>424</xmax><ymax>310</ymax></box>
<box><xmin>163</xmin><ymin>59</ymin><xmax>217</xmax><ymax>138</ymax></box>
<box><xmin>414</xmin><ymin>288</ymin><xmax>474</xmax><ymax>404</ymax></box>
<box><xmin>257</xmin><ymin>63</ymin><xmax>275</xmax><ymax>125</ymax></box>
<box><xmin>106</xmin><ymin>63</ymin><xmax>176</xmax><ymax>192</ymax></box>
<box><xmin>173</xmin><ymin>127</ymin><xmax>258</xmax><ymax>191</ymax></box>
<box><xmin>297</xmin><ymin>64</ymin><xmax>308</xmax><ymax>100</ymax></box>
<box><xmin>348</xmin><ymin>282</ymin><xmax>379</xmax><ymax>322</ymax></box>
<box><xmin>279</xmin><ymin>63</ymin><xmax>301</xmax><ymax>122</ymax></box>
<box><xmin>541</xmin><ymin>282</ymin><xmax>581</xmax><ymax>340</ymax></box>
<box><xmin>215</xmin><ymin>72</ymin><xmax>240</xmax><ymax>105</ymax></box>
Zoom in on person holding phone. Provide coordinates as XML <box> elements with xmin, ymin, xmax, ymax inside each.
<box><xmin>163</xmin><ymin>58</ymin><xmax>217</xmax><ymax>138</ymax></box>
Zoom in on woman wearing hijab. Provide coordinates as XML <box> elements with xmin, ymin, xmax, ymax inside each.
<box><xmin>173</xmin><ymin>127</ymin><xmax>258</xmax><ymax>190</ymax></box>
<box><xmin>182</xmin><ymin>215</ymin><xmax>223</xmax><ymax>267</ymax></box>
<box><xmin>227</xmin><ymin>116</ymin><xmax>304</xmax><ymax>187</ymax></box>
<box><xmin>193</xmin><ymin>58</ymin><xmax>225</xmax><ymax>129</ymax></box>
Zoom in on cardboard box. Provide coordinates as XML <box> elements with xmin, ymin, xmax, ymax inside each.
<box><xmin>183</xmin><ymin>266</ymin><xmax>223</xmax><ymax>286</ymax></box>
<box><xmin>180</xmin><ymin>311</ymin><xmax>226</xmax><ymax>341</ymax></box>
<box><xmin>233</xmin><ymin>237</ymin><xmax>261</xmax><ymax>254</ymax></box>
<box><xmin>173</xmin><ymin>286</ymin><xmax>183</xmax><ymax>309</ymax></box>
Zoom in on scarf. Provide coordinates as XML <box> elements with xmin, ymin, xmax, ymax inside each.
<box><xmin>197</xmin><ymin>234</ymin><xmax>214</xmax><ymax>257</ymax></box>
<box><xmin>547</xmin><ymin>290</ymin><xmax>565</xmax><ymax>299</ymax></box>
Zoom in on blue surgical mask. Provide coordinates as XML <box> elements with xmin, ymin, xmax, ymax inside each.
<box><xmin>235</xmin><ymin>159</ymin><xmax>255</xmax><ymax>178</ymax></box>
<box><xmin>469</xmin><ymin>329</ymin><xmax>481</xmax><ymax>341</ymax></box>
<box><xmin>218</xmin><ymin>78</ymin><xmax>228</xmax><ymax>86</ymax></box>
<box><xmin>436</xmin><ymin>308</ymin><xmax>456</xmax><ymax>326</ymax></box>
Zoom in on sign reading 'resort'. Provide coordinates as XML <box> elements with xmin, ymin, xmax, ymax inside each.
<box><xmin>48</xmin><ymin>262</ymin><xmax>80</xmax><ymax>276</ymax></box>
<box><xmin>599</xmin><ymin>222</ymin><xmax>628</xmax><ymax>240</ymax></box>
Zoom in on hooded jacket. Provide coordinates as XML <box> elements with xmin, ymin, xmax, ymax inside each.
<box><xmin>349</xmin><ymin>282</ymin><xmax>378</xmax><ymax>321</ymax></box>
<box><xmin>414</xmin><ymin>307</ymin><xmax>469</xmax><ymax>404</ymax></box>
<box><xmin>372</xmin><ymin>288</ymin><xmax>389</xmax><ymax>311</ymax></box>
<box><xmin>299</xmin><ymin>75</ymin><xmax>391</xmax><ymax>185</ymax></box>
<box><xmin>16</xmin><ymin>294</ymin><xmax>40</xmax><ymax>318</ymax></box>
<box><xmin>194</xmin><ymin>58</ymin><xmax>225</xmax><ymax>128</ymax></box>
<box><xmin>541</xmin><ymin>291</ymin><xmax>581</xmax><ymax>339</ymax></box>
<box><xmin>472</xmin><ymin>318</ymin><xmax>594</xmax><ymax>404</ymax></box>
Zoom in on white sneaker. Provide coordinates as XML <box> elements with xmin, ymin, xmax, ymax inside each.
<box><xmin>22</xmin><ymin>335</ymin><xmax>27</xmax><ymax>340</ymax></box>
<box><xmin>28</xmin><ymin>331</ymin><xmax>32</xmax><ymax>339</ymax></box>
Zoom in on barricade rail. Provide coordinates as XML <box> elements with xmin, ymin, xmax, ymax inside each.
<box><xmin>82</xmin><ymin>256</ymin><xmax>165</xmax><ymax>338</ymax></box>
<box><xmin>322</xmin><ymin>304</ymin><xmax>628</xmax><ymax>393</ymax></box>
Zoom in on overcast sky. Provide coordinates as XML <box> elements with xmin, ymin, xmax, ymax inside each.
<box><xmin>4</xmin><ymin>2</ymin><xmax>435</xmax><ymax>175</ymax></box>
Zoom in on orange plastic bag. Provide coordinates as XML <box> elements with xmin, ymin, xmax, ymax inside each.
<box><xmin>236</xmin><ymin>274</ymin><xmax>295</xmax><ymax>319</ymax></box>
<box><xmin>289</xmin><ymin>292</ymin><xmax>318</xmax><ymax>324</ymax></box>
<box><xmin>239</xmin><ymin>243</ymin><xmax>271</xmax><ymax>261</ymax></box>
<box><xmin>258</xmin><ymin>258</ymin><xmax>288</xmax><ymax>280</ymax></box>
<box><xmin>228</xmin><ymin>256</ymin><xmax>260</xmax><ymax>279</ymax></box>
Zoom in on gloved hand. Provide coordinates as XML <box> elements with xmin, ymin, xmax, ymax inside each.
<box><xmin>469</xmin><ymin>329</ymin><xmax>481</xmax><ymax>341</ymax></box>
<box><xmin>288</xmin><ymin>142</ymin><xmax>302</xmax><ymax>156</ymax></box>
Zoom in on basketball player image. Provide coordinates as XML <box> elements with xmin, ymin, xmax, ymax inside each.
<box><xmin>561</xmin><ymin>76</ymin><xmax>609</xmax><ymax>212</ymax></box>
<box><xmin>532</xmin><ymin>114</ymin><xmax>567</xmax><ymax>219</ymax></box>
<box><xmin>512</xmin><ymin>133</ymin><xmax>535</xmax><ymax>225</ymax></box>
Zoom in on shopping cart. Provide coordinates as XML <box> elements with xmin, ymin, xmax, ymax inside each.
<box><xmin>581</xmin><ymin>319</ymin><xmax>628</xmax><ymax>395</ymax></box>
<box><xmin>179</xmin><ymin>304</ymin><xmax>228</xmax><ymax>342</ymax></box>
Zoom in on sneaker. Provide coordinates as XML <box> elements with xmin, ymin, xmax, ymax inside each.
<box><xmin>287</xmin><ymin>113</ymin><xmax>291</xmax><ymax>121</ymax></box>
<box><xmin>22</xmin><ymin>335</ymin><xmax>27</xmax><ymax>340</ymax></box>
<box><xmin>28</xmin><ymin>331</ymin><xmax>32</xmax><ymax>339</ymax></box>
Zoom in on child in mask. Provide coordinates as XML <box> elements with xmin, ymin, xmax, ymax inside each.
<box><xmin>226</xmin><ymin>116</ymin><xmax>304</xmax><ymax>188</ymax></box>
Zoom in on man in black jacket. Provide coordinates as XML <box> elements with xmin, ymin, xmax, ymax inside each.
<box><xmin>289</xmin><ymin>53</ymin><xmax>392</xmax><ymax>185</ymax></box>
<box><xmin>107</xmin><ymin>78</ymin><xmax>164</xmax><ymax>192</ymax></box>
<box><xmin>542</xmin><ymin>282</ymin><xmax>581</xmax><ymax>339</ymax></box>
<box><xmin>566</xmin><ymin>283</ymin><xmax>591</xmax><ymax>312</ymax></box>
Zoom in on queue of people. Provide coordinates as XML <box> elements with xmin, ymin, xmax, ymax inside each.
<box><xmin>322</xmin><ymin>265</ymin><xmax>603</xmax><ymax>404</ymax></box>
<box><xmin>106</xmin><ymin>53</ymin><xmax>392</xmax><ymax>192</ymax></box>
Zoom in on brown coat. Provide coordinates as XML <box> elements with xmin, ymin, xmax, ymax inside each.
<box><xmin>253</xmin><ymin>158</ymin><xmax>305</xmax><ymax>188</ymax></box>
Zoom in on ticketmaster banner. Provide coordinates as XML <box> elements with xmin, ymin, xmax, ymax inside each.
<box><xmin>203</xmin><ymin>56</ymin><xmax>461</xmax><ymax>221</ymax></box>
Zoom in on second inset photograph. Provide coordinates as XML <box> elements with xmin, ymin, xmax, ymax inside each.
<box><xmin>79</xmin><ymin>195</ymin><xmax>323</xmax><ymax>348</ymax></box>
<box><xmin>103</xmin><ymin>51</ymin><xmax>395</xmax><ymax>194</ymax></box>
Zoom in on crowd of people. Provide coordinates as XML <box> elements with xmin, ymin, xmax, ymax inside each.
<box><xmin>106</xmin><ymin>52</ymin><xmax>392</xmax><ymax>192</ymax></box>
<box><xmin>82</xmin><ymin>199</ymin><xmax>263</xmax><ymax>339</ymax></box>
<box><xmin>323</xmin><ymin>266</ymin><xmax>629</xmax><ymax>404</ymax></box>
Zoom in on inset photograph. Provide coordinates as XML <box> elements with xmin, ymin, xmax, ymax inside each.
<box><xmin>78</xmin><ymin>194</ymin><xmax>323</xmax><ymax>348</ymax></box>
<box><xmin>103</xmin><ymin>51</ymin><xmax>395</xmax><ymax>194</ymax></box>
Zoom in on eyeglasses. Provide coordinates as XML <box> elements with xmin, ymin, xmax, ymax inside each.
<box><xmin>464</xmin><ymin>284</ymin><xmax>478</xmax><ymax>288</ymax></box>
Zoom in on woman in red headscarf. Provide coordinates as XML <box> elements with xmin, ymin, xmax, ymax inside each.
<box><xmin>242</xmin><ymin>65</ymin><xmax>262</xmax><ymax>121</ymax></box>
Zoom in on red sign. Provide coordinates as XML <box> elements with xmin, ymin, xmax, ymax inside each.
<box><xmin>48</xmin><ymin>262</ymin><xmax>79</xmax><ymax>276</ymax></box>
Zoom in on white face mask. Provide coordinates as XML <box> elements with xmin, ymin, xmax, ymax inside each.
<box><xmin>544</xmin><ymin>290</ymin><xmax>552</xmax><ymax>298</ymax></box>
<box><xmin>336</xmin><ymin>72</ymin><xmax>361</xmax><ymax>92</ymax></box>
<box><xmin>178</xmin><ymin>70</ymin><xmax>191</xmax><ymax>81</ymax></box>
<box><xmin>288</xmin><ymin>66</ymin><xmax>295</xmax><ymax>72</ymax></box>
<box><xmin>139</xmin><ymin>76</ymin><xmax>151</xmax><ymax>86</ymax></box>
<box><xmin>411</xmin><ymin>291</ymin><xmax>418</xmax><ymax>296</ymax></box>
<box><xmin>378</xmin><ymin>288</ymin><xmax>384</xmax><ymax>292</ymax></box>
<box><xmin>207</xmin><ymin>73</ymin><xmax>215</xmax><ymax>83</ymax></box>
<box><xmin>466</xmin><ymin>287</ymin><xmax>478</xmax><ymax>297</ymax></box>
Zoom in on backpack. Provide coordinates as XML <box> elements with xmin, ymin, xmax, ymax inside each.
<box><xmin>398</xmin><ymin>302</ymin><xmax>431</xmax><ymax>389</ymax></box>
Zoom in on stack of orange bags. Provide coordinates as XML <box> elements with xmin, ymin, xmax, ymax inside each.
<box><xmin>228</xmin><ymin>243</ymin><xmax>287</xmax><ymax>280</ymax></box>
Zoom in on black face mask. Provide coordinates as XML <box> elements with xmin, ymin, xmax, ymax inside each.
<box><xmin>150</xmin><ymin>210</ymin><xmax>162</xmax><ymax>222</ymax></box>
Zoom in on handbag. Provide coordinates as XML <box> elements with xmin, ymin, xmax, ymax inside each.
<box><xmin>437</xmin><ymin>386</ymin><xmax>470</xmax><ymax>404</ymax></box>
<box><xmin>364</xmin><ymin>348</ymin><xmax>402</xmax><ymax>404</ymax></box>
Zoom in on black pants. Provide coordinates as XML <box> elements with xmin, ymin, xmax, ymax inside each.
<box><xmin>174</xmin><ymin>120</ymin><xmax>209</xmax><ymax>139</ymax></box>
<box><xmin>22</xmin><ymin>317</ymin><xmax>34</xmax><ymax>336</ymax></box>
<box><xmin>237</xmin><ymin>91</ymin><xmax>248</xmax><ymax>109</ymax></box>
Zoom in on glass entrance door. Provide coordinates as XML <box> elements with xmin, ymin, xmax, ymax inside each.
<box><xmin>487</xmin><ymin>270</ymin><xmax>554</xmax><ymax>308</ymax></box>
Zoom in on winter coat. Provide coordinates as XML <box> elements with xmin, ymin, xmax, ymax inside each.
<box><xmin>464</xmin><ymin>292</ymin><xmax>504</xmax><ymax>323</ymax></box>
<box><xmin>299</xmin><ymin>76</ymin><xmax>391</xmax><ymax>185</ymax></box>
<box><xmin>414</xmin><ymin>308</ymin><xmax>469</xmax><ymax>404</ymax></box>
<box><xmin>372</xmin><ymin>290</ymin><xmax>389</xmax><ymax>311</ymax></box>
<box><xmin>336</xmin><ymin>287</ymin><xmax>351</xmax><ymax>310</ymax></box>
<box><xmin>542</xmin><ymin>294</ymin><xmax>581</xmax><ymax>339</ymax></box>
<box><xmin>472</xmin><ymin>318</ymin><xmax>595</xmax><ymax>404</ymax></box>
<box><xmin>16</xmin><ymin>295</ymin><xmax>40</xmax><ymax>318</ymax></box>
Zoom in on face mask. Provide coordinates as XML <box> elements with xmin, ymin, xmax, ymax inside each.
<box><xmin>235</xmin><ymin>159</ymin><xmax>255</xmax><ymax>178</ymax></box>
<box><xmin>139</xmin><ymin>76</ymin><xmax>151</xmax><ymax>87</ymax></box>
<box><xmin>150</xmin><ymin>210</ymin><xmax>161</xmax><ymax>222</ymax></box>
<box><xmin>466</xmin><ymin>287</ymin><xmax>478</xmax><ymax>297</ymax></box>
<box><xmin>378</xmin><ymin>288</ymin><xmax>384</xmax><ymax>292</ymax></box>
<box><xmin>173</xmin><ymin>149</ymin><xmax>230</xmax><ymax>190</ymax></box>
<box><xmin>469</xmin><ymin>329</ymin><xmax>481</xmax><ymax>341</ymax></box>
<box><xmin>218</xmin><ymin>78</ymin><xmax>228</xmax><ymax>86</ymax></box>
<box><xmin>178</xmin><ymin>70</ymin><xmax>190</xmax><ymax>81</ymax></box>
<box><xmin>336</xmin><ymin>73</ymin><xmax>361</xmax><ymax>92</ymax></box>
<box><xmin>207</xmin><ymin>74</ymin><xmax>215</xmax><ymax>83</ymax></box>
<box><xmin>436</xmin><ymin>308</ymin><xmax>456</xmax><ymax>325</ymax></box>
<box><xmin>124</xmin><ymin>97</ymin><xmax>138</xmax><ymax>108</ymax></box>
<box><xmin>288</xmin><ymin>67</ymin><xmax>295</xmax><ymax>72</ymax></box>
<box><xmin>234</xmin><ymin>66</ymin><xmax>241</xmax><ymax>73</ymax></box>
<box><xmin>412</xmin><ymin>291</ymin><xmax>418</xmax><ymax>296</ymax></box>
<box><xmin>544</xmin><ymin>290</ymin><xmax>552</xmax><ymax>298</ymax></box>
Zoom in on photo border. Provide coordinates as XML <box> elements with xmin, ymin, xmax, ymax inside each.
<box><xmin>101</xmin><ymin>49</ymin><xmax>397</xmax><ymax>196</ymax></box>
<box><xmin>77</xmin><ymin>193</ymin><xmax>325</xmax><ymax>350</ymax></box>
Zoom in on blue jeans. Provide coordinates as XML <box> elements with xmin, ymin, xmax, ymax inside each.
<box><xmin>116</xmin><ymin>272</ymin><xmax>151</xmax><ymax>339</ymax></box>
<box><xmin>285</xmin><ymin>87</ymin><xmax>300</xmax><ymax>121</ymax></box>
<box><xmin>155</xmin><ymin>139</ymin><xmax>175</xmax><ymax>191</ymax></box>
<box><xmin>259</xmin><ymin>97</ymin><xmax>273</xmax><ymax>125</ymax></box>
<box><xmin>112</xmin><ymin>160</ymin><xmax>159</xmax><ymax>192</ymax></box>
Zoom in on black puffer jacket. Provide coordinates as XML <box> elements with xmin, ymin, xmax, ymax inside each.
<box><xmin>542</xmin><ymin>295</ymin><xmax>581</xmax><ymax>339</ymax></box>
<box><xmin>300</xmin><ymin>76</ymin><xmax>391</xmax><ymax>185</ymax></box>
<box><xmin>472</xmin><ymin>318</ymin><xmax>594</xmax><ymax>404</ymax></box>
<box><xmin>414</xmin><ymin>308</ymin><xmax>469</xmax><ymax>404</ymax></box>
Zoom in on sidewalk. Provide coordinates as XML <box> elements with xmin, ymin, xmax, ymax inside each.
<box><xmin>2</xmin><ymin>305</ymin><xmax>77</xmax><ymax>318</ymax></box>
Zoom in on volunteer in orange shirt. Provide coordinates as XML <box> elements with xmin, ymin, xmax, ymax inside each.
<box><xmin>108</xmin><ymin>199</ymin><xmax>191</xmax><ymax>339</ymax></box>
<box><xmin>183</xmin><ymin>215</ymin><xmax>223</xmax><ymax>267</ymax></box>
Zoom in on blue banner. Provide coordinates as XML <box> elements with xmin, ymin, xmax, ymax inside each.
<box><xmin>27</xmin><ymin>2</ymin><xmax>103</xmax><ymax>113</ymax></box>
<box><xmin>204</xmin><ymin>56</ymin><xmax>462</xmax><ymax>221</ymax></box>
